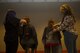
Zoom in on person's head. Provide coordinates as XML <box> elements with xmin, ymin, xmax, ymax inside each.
<box><xmin>48</xmin><ymin>20</ymin><xmax>54</xmax><ymax>27</ymax></box>
<box><xmin>22</xmin><ymin>16</ymin><xmax>30</xmax><ymax>24</ymax></box>
<box><xmin>60</xmin><ymin>4</ymin><xmax>72</xmax><ymax>15</ymax></box>
<box><xmin>6</xmin><ymin>9</ymin><xmax>16</xmax><ymax>18</ymax></box>
<box><xmin>60</xmin><ymin>4</ymin><xmax>76</xmax><ymax>23</ymax></box>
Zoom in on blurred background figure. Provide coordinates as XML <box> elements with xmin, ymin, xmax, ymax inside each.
<box><xmin>19</xmin><ymin>16</ymin><xmax>38</xmax><ymax>53</ymax></box>
<box><xmin>42</xmin><ymin>20</ymin><xmax>62</xmax><ymax>53</ymax></box>
<box><xmin>4</xmin><ymin>9</ymin><xmax>20</xmax><ymax>53</ymax></box>
<box><xmin>53</xmin><ymin>4</ymin><xmax>78</xmax><ymax>53</ymax></box>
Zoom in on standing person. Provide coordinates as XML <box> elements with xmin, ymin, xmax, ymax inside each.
<box><xmin>53</xmin><ymin>4</ymin><xmax>78</xmax><ymax>53</ymax></box>
<box><xmin>4</xmin><ymin>9</ymin><xmax>20</xmax><ymax>53</ymax></box>
<box><xmin>42</xmin><ymin>20</ymin><xmax>62</xmax><ymax>53</ymax></box>
<box><xmin>19</xmin><ymin>16</ymin><xmax>38</xmax><ymax>53</ymax></box>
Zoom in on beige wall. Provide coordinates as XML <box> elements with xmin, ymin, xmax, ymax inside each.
<box><xmin>0</xmin><ymin>2</ymin><xmax>80</xmax><ymax>52</ymax></box>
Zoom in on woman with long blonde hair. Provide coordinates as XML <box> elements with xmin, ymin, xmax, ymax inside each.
<box><xmin>54</xmin><ymin>4</ymin><xmax>78</xmax><ymax>53</ymax></box>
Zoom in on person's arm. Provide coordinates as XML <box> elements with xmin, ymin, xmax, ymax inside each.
<box><xmin>19</xmin><ymin>19</ymin><xmax>27</xmax><ymax>41</ymax></box>
<box><xmin>19</xmin><ymin>24</ymin><xmax>25</xmax><ymax>41</ymax></box>
<box><xmin>7</xmin><ymin>16</ymin><xmax>20</xmax><ymax>27</ymax></box>
<box><xmin>59</xmin><ymin>16</ymin><xmax>72</xmax><ymax>30</ymax></box>
<box><xmin>53</xmin><ymin>16</ymin><xmax>72</xmax><ymax>32</ymax></box>
<box><xmin>32</xmin><ymin>26</ymin><xmax>38</xmax><ymax>48</ymax></box>
<box><xmin>42</xmin><ymin>27</ymin><xmax>47</xmax><ymax>45</ymax></box>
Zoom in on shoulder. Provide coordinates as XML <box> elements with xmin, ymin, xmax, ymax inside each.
<box><xmin>65</xmin><ymin>15</ymin><xmax>73</xmax><ymax>20</ymax></box>
<box><xmin>29</xmin><ymin>24</ymin><xmax>35</xmax><ymax>29</ymax></box>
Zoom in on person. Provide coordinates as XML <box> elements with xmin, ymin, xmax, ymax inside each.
<box><xmin>19</xmin><ymin>16</ymin><xmax>38</xmax><ymax>53</ymax></box>
<box><xmin>4</xmin><ymin>9</ymin><xmax>20</xmax><ymax>53</ymax></box>
<box><xmin>53</xmin><ymin>4</ymin><xmax>78</xmax><ymax>53</ymax></box>
<box><xmin>42</xmin><ymin>20</ymin><xmax>62</xmax><ymax>53</ymax></box>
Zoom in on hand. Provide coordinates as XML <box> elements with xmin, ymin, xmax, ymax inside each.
<box><xmin>53</xmin><ymin>22</ymin><xmax>61</xmax><ymax>28</ymax></box>
<box><xmin>53</xmin><ymin>29</ymin><xmax>57</xmax><ymax>32</ymax></box>
<box><xmin>53</xmin><ymin>25</ymin><xmax>59</xmax><ymax>30</ymax></box>
<box><xmin>53</xmin><ymin>27</ymin><xmax>60</xmax><ymax>32</ymax></box>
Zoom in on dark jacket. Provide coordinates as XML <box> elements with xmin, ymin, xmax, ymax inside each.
<box><xmin>4</xmin><ymin>11</ymin><xmax>20</xmax><ymax>42</ymax></box>
<box><xmin>19</xmin><ymin>24</ymin><xmax>38</xmax><ymax>49</ymax></box>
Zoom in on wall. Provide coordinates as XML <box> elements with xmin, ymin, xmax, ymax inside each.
<box><xmin>0</xmin><ymin>2</ymin><xmax>80</xmax><ymax>52</ymax></box>
<box><xmin>0</xmin><ymin>0</ymin><xmax>80</xmax><ymax>2</ymax></box>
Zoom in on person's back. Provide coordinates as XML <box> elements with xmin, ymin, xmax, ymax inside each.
<box><xmin>4</xmin><ymin>17</ymin><xmax>19</xmax><ymax>42</ymax></box>
<box><xmin>4</xmin><ymin>10</ymin><xmax>20</xmax><ymax>42</ymax></box>
<box><xmin>4</xmin><ymin>10</ymin><xmax>20</xmax><ymax>53</ymax></box>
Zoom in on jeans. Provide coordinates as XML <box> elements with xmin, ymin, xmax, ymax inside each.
<box><xmin>63</xmin><ymin>31</ymin><xmax>77</xmax><ymax>53</ymax></box>
<box><xmin>5</xmin><ymin>41</ymin><xmax>18</xmax><ymax>53</ymax></box>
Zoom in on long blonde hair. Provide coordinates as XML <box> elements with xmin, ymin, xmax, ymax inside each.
<box><xmin>61</xmin><ymin>4</ymin><xmax>76</xmax><ymax>23</ymax></box>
